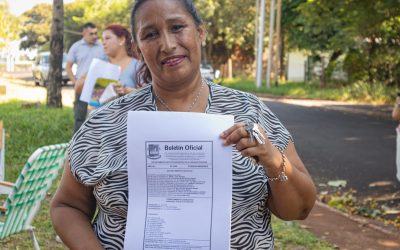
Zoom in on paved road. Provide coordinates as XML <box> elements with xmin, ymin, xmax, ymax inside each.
<box><xmin>264</xmin><ymin>99</ymin><xmax>400</xmax><ymax>196</ymax></box>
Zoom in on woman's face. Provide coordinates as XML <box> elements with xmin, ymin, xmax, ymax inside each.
<box><xmin>102</xmin><ymin>30</ymin><xmax>125</xmax><ymax>57</ymax></box>
<box><xmin>134</xmin><ymin>0</ymin><xmax>206</xmax><ymax>86</ymax></box>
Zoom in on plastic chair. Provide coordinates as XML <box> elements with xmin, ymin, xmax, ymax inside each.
<box><xmin>0</xmin><ymin>143</ymin><xmax>69</xmax><ymax>250</ymax></box>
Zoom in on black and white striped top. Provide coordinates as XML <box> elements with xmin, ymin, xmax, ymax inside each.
<box><xmin>69</xmin><ymin>81</ymin><xmax>292</xmax><ymax>249</ymax></box>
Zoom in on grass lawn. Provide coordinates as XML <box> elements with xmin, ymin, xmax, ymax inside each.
<box><xmin>0</xmin><ymin>100</ymin><xmax>335</xmax><ymax>249</ymax></box>
<box><xmin>220</xmin><ymin>78</ymin><xmax>396</xmax><ymax>105</ymax></box>
<box><xmin>0</xmin><ymin>100</ymin><xmax>73</xmax><ymax>249</ymax></box>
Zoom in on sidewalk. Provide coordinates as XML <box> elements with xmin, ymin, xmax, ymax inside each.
<box><xmin>0</xmin><ymin>73</ymin><xmax>75</xmax><ymax>107</ymax></box>
<box><xmin>257</xmin><ymin>94</ymin><xmax>393</xmax><ymax>120</ymax></box>
<box><xmin>299</xmin><ymin>202</ymin><xmax>400</xmax><ymax>250</ymax></box>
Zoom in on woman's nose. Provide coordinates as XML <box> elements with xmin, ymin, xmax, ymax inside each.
<box><xmin>160</xmin><ymin>33</ymin><xmax>176</xmax><ymax>53</ymax></box>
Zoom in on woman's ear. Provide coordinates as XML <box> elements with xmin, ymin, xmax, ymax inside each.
<box><xmin>119</xmin><ymin>37</ymin><xmax>126</xmax><ymax>46</ymax></box>
<box><xmin>198</xmin><ymin>24</ymin><xmax>207</xmax><ymax>44</ymax></box>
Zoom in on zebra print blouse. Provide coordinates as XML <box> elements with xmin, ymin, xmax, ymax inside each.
<box><xmin>69</xmin><ymin>81</ymin><xmax>292</xmax><ymax>249</ymax></box>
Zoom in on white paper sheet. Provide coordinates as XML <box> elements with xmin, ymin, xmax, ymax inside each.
<box><xmin>80</xmin><ymin>58</ymin><xmax>121</xmax><ymax>103</ymax></box>
<box><xmin>99</xmin><ymin>83</ymin><xmax>118</xmax><ymax>104</ymax></box>
<box><xmin>125</xmin><ymin>111</ymin><xmax>233</xmax><ymax>250</ymax></box>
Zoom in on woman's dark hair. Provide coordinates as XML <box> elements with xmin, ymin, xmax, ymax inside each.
<box><xmin>130</xmin><ymin>0</ymin><xmax>203</xmax><ymax>84</ymax></box>
<box><xmin>105</xmin><ymin>24</ymin><xmax>134</xmax><ymax>57</ymax></box>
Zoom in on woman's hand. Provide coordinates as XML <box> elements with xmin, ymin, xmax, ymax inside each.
<box><xmin>220</xmin><ymin>121</ymin><xmax>317</xmax><ymax>220</ymax></box>
<box><xmin>114</xmin><ymin>82</ymin><xmax>136</xmax><ymax>96</ymax></box>
<box><xmin>74</xmin><ymin>75</ymin><xmax>86</xmax><ymax>94</ymax></box>
<box><xmin>113</xmin><ymin>82</ymin><xmax>125</xmax><ymax>96</ymax></box>
<box><xmin>220</xmin><ymin>122</ymin><xmax>283</xmax><ymax>177</ymax></box>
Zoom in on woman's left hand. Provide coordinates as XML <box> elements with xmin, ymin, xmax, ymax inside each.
<box><xmin>220</xmin><ymin>121</ymin><xmax>317</xmax><ymax>220</ymax></box>
<box><xmin>220</xmin><ymin>122</ymin><xmax>283</xmax><ymax>177</ymax></box>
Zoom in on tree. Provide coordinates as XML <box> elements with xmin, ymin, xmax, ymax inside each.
<box><xmin>0</xmin><ymin>0</ymin><xmax>19</xmax><ymax>48</ymax></box>
<box><xmin>19</xmin><ymin>4</ymin><xmax>52</xmax><ymax>50</ymax></box>
<box><xmin>63</xmin><ymin>0</ymin><xmax>131</xmax><ymax>50</ymax></box>
<box><xmin>196</xmin><ymin>0</ymin><xmax>259</xmax><ymax>73</ymax></box>
<box><xmin>47</xmin><ymin>0</ymin><xmax>64</xmax><ymax>107</ymax></box>
<box><xmin>64</xmin><ymin>2</ymin><xmax>84</xmax><ymax>50</ymax></box>
<box><xmin>283</xmin><ymin>0</ymin><xmax>400</xmax><ymax>86</ymax></box>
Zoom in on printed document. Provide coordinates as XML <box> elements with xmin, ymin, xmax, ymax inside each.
<box><xmin>125</xmin><ymin>111</ymin><xmax>233</xmax><ymax>250</ymax></box>
<box><xmin>80</xmin><ymin>58</ymin><xmax>121</xmax><ymax>104</ymax></box>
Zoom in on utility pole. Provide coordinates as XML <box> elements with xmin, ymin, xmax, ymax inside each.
<box><xmin>266</xmin><ymin>0</ymin><xmax>275</xmax><ymax>88</ymax></box>
<box><xmin>273</xmin><ymin>0</ymin><xmax>282</xmax><ymax>86</ymax></box>
<box><xmin>254</xmin><ymin>0</ymin><xmax>259</xmax><ymax>59</ymax></box>
<box><xmin>255</xmin><ymin>0</ymin><xmax>266</xmax><ymax>88</ymax></box>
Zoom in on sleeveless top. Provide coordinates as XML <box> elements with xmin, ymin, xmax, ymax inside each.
<box><xmin>68</xmin><ymin>81</ymin><xmax>292</xmax><ymax>249</ymax></box>
<box><xmin>119</xmin><ymin>58</ymin><xmax>140</xmax><ymax>88</ymax></box>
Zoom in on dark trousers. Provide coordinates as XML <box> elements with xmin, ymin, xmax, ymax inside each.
<box><xmin>74</xmin><ymin>93</ymin><xmax>88</xmax><ymax>133</ymax></box>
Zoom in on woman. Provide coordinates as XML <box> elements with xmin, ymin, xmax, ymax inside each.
<box><xmin>102</xmin><ymin>24</ymin><xmax>141</xmax><ymax>95</ymax></box>
<box><xmin>392</xmin><ymin>93</ymin><xmax>400</xmax><ymax>182</ymax></box>
<box><xmin>50</xmin><ymin>0</ymin><xmax>316</xmax><ymax>249</ymax></box>
<box><xmin>75</xmin><ymin>24</ymin><xmax>141</xmax><ymax>98</ymax></box>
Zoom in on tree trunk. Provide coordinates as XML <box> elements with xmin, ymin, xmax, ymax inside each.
<box><xmin>280</xmin><ymin>28</ymin><xmax>286</xmax><ymax>80</ymax></box>
<box><xmin>47</xmin><ymin>0</ymin><xmax>64</xmax><ymax>108</ymax></box>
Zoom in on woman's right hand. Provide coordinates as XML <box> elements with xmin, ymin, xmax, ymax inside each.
<box><xmin>113</xmin><ymin>82</ymin><xmax>128</xmax><ymax>96</ymax></box>
<box><xmin>74</xmin><ymin>75</ymin><xmax>87</xmax><ymax>94</ymax></box>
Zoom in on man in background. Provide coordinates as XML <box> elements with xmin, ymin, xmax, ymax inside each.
<box><xmin>66</xmin><ymin>22</ymin><xmax>106</xmax><ymax>133</ymax></box>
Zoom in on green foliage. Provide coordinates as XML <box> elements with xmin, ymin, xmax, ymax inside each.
<box><xmin>0</xmin><ymin>0</ymin><xmax>20</xmax><ymax>48</ymax></box>
<box><xmin>222</xmin><ymin>78</ymin><xmax>397</xmax><ymax>104</ymax></box>
<box><xmin>195</xmin><ymin>0</ymin><xmax>259</xmax><ymax>67</ymax></box>
<box><xmin>0</xmin><ymin>100</ymin><xmax>73</xmax><ymax>181</ymax></box>
<box><xmin>64</xmin><ymin>0</ymin><xmax>133</xmax><ymax>50</ymax></box>
<box><xmin>284</xmin><ymin>0</ymin><xmax>400</xmax><ymax>86</ymax></box>
<box><xmin>19</xmin><ymin>4</ymin><xmax>52</xmax><ymax>50</ymax></box>
<box><xmin>64</xmin><ymin>2</ymin><xmax>85</xmax><ymax>50</ymax></box>
<box><xmin>18</xmin><ymin>0</ymin><xmax>133</xmax><ymax>51</ymax></box>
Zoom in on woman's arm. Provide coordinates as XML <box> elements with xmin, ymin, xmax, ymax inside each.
<box><xmin>221</xmin><ymin>123</ymin><xmax>316</xmax><ymax>221</ymax></box>
<box><xmin>265</xmin><ymin>140</ymin><xmax>316</xmax><ymax>220</ymax></box>
<box><xmin>50</xmin><ymin>161</ymin><xmax>104</xmax><ymax>250</ymax></box>
<box><xmin>74</xmin><ymin>75</ymin><xmax>86</xmax><ymax>95</ymax></box>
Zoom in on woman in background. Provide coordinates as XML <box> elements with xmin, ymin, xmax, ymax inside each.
<box><xmin>74</xmin><ymin>24</ymin><xmax>141</xmax><ymax>97</ymax></box>
<box><xmin>102</xmin><ymin>24</ymin><xmax>141</xmax><ymax>95</ymax></box>
<box><xmin>392</xmin><ymin>93</ymin><xmax>400</xmax><ymax>182</ymax></box>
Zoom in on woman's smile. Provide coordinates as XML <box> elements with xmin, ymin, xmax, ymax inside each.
<box><xmin>161</xmin><ymin>55</ymin><xmax>186</xmax><ymax>67</ymax></box>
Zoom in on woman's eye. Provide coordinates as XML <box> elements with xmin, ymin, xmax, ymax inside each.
<box><xmin>171</xmin><ymin>25</ymin><xmax>184</xmax><ymax>32</ymax></box>
<box><xmin>142</xmin><ymin>31</ymin><xmax>158</xmax><ymax>40</ymax></box>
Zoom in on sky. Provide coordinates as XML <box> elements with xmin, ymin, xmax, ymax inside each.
<box><xmin>8</xmin><ymin>0</ymin><xmax>75</xmax><ymax>16</ymax></box>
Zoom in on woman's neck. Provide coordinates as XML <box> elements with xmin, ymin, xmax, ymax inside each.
<box><xmin>109</xmin><ymin>51</ymin><xmax>131</xmax><ymax>70</ymax></box>
<box><xmin>152</xmin><ymin>75</ymin><xmax>209</xmax><ymax>112</ymax></box>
